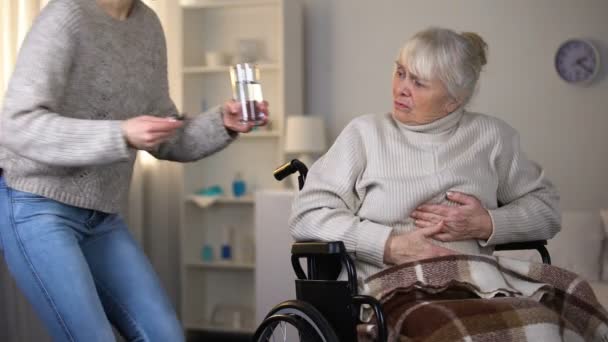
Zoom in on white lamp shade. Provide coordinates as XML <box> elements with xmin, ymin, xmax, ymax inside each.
<box><xmin>284</xmin><ymin>116</ymin><xmax>327</xmax><ymax>154</ymax></box>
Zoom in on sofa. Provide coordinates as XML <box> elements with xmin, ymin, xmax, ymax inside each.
<box><xmin>497</xmin><ymin>209</ymin><xmax>608</xmax><ymax>309</ymax></box>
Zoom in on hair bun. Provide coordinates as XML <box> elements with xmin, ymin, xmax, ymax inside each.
<box><xmin>461</xmin><ymin>32</ymin><xmax>488</xmax><ymax>66</ymax></box>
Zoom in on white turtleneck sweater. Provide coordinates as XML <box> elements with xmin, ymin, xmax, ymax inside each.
<box><xmin>289</xmin><ymin>110</ymin><xmax>560</xmax><ymax>286</ymax></box>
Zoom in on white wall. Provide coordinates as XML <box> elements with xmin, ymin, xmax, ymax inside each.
<box><xmin>301</xmin><ymin>0</ymin><xmax>608</xmax><ymax>210</ymax></box>
<box><xmin>146</xmin><ymin>0</ymin><xmax>608</xmax><ymax>317</ymax></box>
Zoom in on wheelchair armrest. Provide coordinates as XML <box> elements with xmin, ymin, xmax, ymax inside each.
<box><xmin>291</xmin><ymin>241</ymin><xmax>346</xmax><ymax>256</ymax></box>
<box><xmin>291</xmin><ymin>241</ymin><xmax>359</xmax><ymax>296</ymax></box>
<box><xmin>494</xmin><ymin>240</ymin><xmax>551</xmax><ymax>265</ymax></box>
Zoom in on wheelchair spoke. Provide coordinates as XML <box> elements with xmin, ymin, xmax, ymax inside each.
<box><xmin>253</xmin><ymin>301</ymin><xmax>339</xmax><ymax>342</ymax></box>
<box><xmin>266</xmin><ymin>321</ymin><xmax>289</xmax><ymax>342</ymax></box>
<box><xmin>281</xmin><ymin>321</ymin><xmax>287</xmax><ymax>341</ymax></box>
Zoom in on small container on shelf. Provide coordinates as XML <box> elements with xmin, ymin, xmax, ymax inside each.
<box><xmin>232</xmin><ymin>172</ymin><xmax>247</xmax><ymax>197</ymax></box>
<box><xmin>235</xmin><ymin>39</ymin><xmax>262</xmax><ymax>64</ymax></box>
<box><xmin>221</xmin><ymin>244</ymin><xmax>232</xmax><ymax>260</ymax></box>
<box><xmin>201</xmin><ymin>244</ymin><xmax>214</xmax><ymax>262</ymax></box>
<box><xmin>221</xmin><ymin>226</ymin><xmax>235</xmax><ymax>261</ymax></box>
<box><xmin>205</xmin><ymin>51</ymin><xmax>230</xmax><ymax>67</ymax></box>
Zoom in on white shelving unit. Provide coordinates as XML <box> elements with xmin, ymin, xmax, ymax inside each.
<box><xmin>186</xmin><ymin>260</ymin><xmax>256</xmax><ymax>270</ymax></box>
<box><xmin>171</xmin><ymin>0</ymin><xmax>303</xmax><ymax>335</ymax></box>
<box><xmin>183</xmin><ymin>63</ymin><xmax>280</xmax><ymax>74</ymax></box>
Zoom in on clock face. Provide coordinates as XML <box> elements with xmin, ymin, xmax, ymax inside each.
<box><xmin>555</xmin><ymin>39</ymin><xmax>600</xmax><ymax>84</ymax></box>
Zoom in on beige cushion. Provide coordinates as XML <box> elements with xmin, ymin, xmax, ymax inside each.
<box><xmin>590</xmin><ymin>281</ymin><xmax>608</xmax><ymax>311</ymax></box>
<box><xmin>496</xmin><ymin>211</ymin><xmax>605</xmax><ymax>282</ymax></box>
<box><xmin>547</xmin><ymin>211</ymin><xmax>605</xmax><ymax>282</ymax></box>
<box><xmin>494</xmin><ymin>249</ymin><xmax>542</xmax><ymax>263</ymax></box>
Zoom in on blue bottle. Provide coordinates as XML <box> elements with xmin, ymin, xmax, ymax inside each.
<box><xmin>221</xmin><ymin>227</ymin><xmax>234</xmax><ymax>261</ymax></box>
<box><xmin>232</xmin><ymin>172</ymin><xmax>246</xmax><ymax>197</ymax></box>
<box><xmin>221</xmin><ymin>244</ymin><xmax>232</xmax><ymax>260</ymax></box>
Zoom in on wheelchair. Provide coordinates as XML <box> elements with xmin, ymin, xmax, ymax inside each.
<box><xmin>252</xmin><ymin>159</ymin><xmax>551</xmax><ymax>342</ymax></box>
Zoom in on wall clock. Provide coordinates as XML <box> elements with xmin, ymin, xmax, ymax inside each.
<box><xmin>555</xmin><ymin>39</ymin><xmax>601</xmax><ymax>84</ymax></box>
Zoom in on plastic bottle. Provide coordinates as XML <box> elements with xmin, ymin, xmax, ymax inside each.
<box><xmin>232</xmin><ymin>172</ymin><xmax>246</xmax><ymax>197</ymax></box>
<box><xmin>221</xmin><ymin>227</ymin><xmax>234</xmax><ymax>261</ymax></box>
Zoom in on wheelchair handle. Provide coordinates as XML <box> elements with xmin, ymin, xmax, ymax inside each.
<box><xmin>353</xmin><ymin>295</ymin><xmax>387</xmax><ymax>342</ymax></box>
<box><xmin>273</xmin><ymin>159</ymin><xmax>308</xmax><ymax>190</ymax></box>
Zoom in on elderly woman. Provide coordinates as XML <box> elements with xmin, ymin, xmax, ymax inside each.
<box><xmin>290</xmin><ymin>27</ymin><xmax>559</xmax><ymax>281</ymax></box>
<box><xmin>290</xmin><ymin>28</ymin><xmax>607</xmax><ymax>341</ymax></box>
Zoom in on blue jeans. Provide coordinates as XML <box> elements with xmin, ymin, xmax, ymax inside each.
<box><xmin>0</xmin><ymin>176</ymin><xmax>184</xmax><ymax>342</ymax></box>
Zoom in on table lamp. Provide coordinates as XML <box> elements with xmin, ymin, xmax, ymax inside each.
<box><xmin>284</xmin><ymin>115</ymin><xmax>327</xmax><ymax>171</ymax></box>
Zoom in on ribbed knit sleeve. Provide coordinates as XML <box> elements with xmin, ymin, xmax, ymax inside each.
<box><xmin>152</xmin><ymin>107</ymin><xmax>234</xmax><ymax>162</ymax></box>
<box><xmin>289</xmin><ymin>120</ymin><xmax>393</xmax><ymax>267</ymax></box>
<box><xmin>483</xmin><ymin>125</ymin><xmax>561</xmax><ymax>246</ymax></box>
<box><xmin>0</xmin><ymin>1</ymin><xmax>129</xmax><ymax>167</ymax></box>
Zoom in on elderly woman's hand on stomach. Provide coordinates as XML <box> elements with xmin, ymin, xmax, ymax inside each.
<box><xmin>383</xmin><ymin>222</ymin><xmax>458</xmax><ymax>265</ymax></box>
<box><xmin>410</xmin><ymin>191</ymin><xmax>493</xmax><ymax>242</ymax></box>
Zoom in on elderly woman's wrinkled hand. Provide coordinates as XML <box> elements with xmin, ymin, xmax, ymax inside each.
<box><xmin>410</xmin><ymin>191</ymin><xmax>493</xmax><ymax>242</ymax></box>
<box><xmin>383</xmin><ymin>222</ymin><xmax>458</xmax><ymax>265</ymax></box>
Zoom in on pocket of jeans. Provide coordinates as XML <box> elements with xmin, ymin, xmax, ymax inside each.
<box><xmin>9</xmin><ymin>189</ymin><xmax>86</xmax><ymax>225</ymax></box>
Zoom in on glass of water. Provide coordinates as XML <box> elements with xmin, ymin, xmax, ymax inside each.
<box><xmin>230</xmin><ymin>63</ymin><xmax>265</xmax><ymax>125</ymax></box>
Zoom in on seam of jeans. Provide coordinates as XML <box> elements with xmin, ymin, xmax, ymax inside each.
<box><xmin>95</xmin><ymin>279</ymin><xmax>147</xmax><ymax>342</ymax></box>
<box><xmin>7</xmin><ymin>189</ymin><xmax>76</xmax><ymax>342</ymax></box>
<box><xmin>80</xmin><ymin>226</ymin><xmax>122</xmax><ymax>248</ymax></box>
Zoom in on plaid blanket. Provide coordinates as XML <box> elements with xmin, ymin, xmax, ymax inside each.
<box><xmin>361</xmin><ymin>255</ymin><xmax>608</xmax><ymax>342</ymax></box>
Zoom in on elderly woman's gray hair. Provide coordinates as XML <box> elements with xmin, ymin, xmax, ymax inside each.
<box><xmin>399</xmin><ymin>27</ymin><xmax>488</xmax><ymax>106</ymax></box>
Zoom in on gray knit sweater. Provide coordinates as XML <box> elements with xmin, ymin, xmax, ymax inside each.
<box><xmin>290</xmin><ymin>110</ymin><xmax>560</xmax><ymax>285</ymax></box>
<box><xmin>0</xmin><ymin>0</ymin><xmax>234</xmax><ymax>213</ymax></box>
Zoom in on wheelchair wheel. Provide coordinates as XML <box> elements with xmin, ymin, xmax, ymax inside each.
<box><xmin>253</xmin><ymin>300</ymin><xmax>339</xmax><ymax>342</ymax></box>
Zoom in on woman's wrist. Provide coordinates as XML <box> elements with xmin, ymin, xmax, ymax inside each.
<box><xmin>383</xmin><ymin>235</ymin><xmax>394</xmax><ymax>264</ymax></box>
<box><xmin>477</xmin><ymin>209</ymin><xmax>493</xmax><ymax>240</ymax></box>
<box><xmin>219</xmin><ymin>106</ymin><xmax>239</xmax><ymax>137</ymax></box>
<box><xmin>120</xmin><ymin>121</ymin><xmax>134</xmax><ymax>149</ymax></box>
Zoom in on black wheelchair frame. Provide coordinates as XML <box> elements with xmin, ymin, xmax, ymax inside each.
<box><xmin>253</xmin><ymin>159</ymin><xmax>551</xmax><ymax>341</ymax></box>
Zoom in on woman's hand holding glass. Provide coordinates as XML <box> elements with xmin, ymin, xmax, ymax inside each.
<box><xmin>121</xmin><ymin>115</ymin><xmax>184</xmax><ymax>150</ymax></box>
<box><xmin>383</xmin><ymin>223</ymin><xmax>457</xmax><ymax>265</ymax></box>
<box><xmin>222</xmin><ymin>99</ymin><xmax>269</xmax><ymax>133</ymax></box>
<box><xmin>411</xmin><ymin>191</ymin><xmax>493</xmax><ymax>242</ymax></box>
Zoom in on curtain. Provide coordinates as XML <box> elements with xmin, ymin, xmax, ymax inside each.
<box><xmin>1</xmin><ymin>0</ymin><xmax>52</xmax><ymax>339</ymax></box>
<box><xmin>0</xmin><ymin>0</ymin><xmax>49</xmax><ymax>108</ymax></box>
<box><xmin>1</xmin><ymin>2</ymin><xmax>53</xmax><ymax>341</ymax></box>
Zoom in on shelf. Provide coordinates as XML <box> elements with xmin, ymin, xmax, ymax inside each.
<box><xmin>239</xmin><ymin>130</ymin><xmax>281</xmax><ymax>139</ymax></box>
<box><xmin>187</xmin><ymin>194</ymin><xmax>254</xmax><ymax>208</ymax></box>
<box><xmin>177</xmin><ymin>0</ymin><xmax>302</xmax><ymax>332</ymax></box>
<box><xmin>186</xmin><ymin>260</ymin><xmax>255</xmax><ymax>271</ymax></box>
<box><xmin>184</xmin><ymin>321</ymin><xmax>255</xmax><ymax>334</ymax></box>
<box><xmin>183</xmin><ymin>64</ymin><xmax>279</xmax><ymax>74</ymax></box>
<box><xmin>181</xmin><ymin>0</ymin><xmax>278</xmax><ymax>9</ymax></box>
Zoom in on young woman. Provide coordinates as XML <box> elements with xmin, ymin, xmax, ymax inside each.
<box><xmin>0</xmin><ymin>0</ymin><xmax>267</xmax><ymax>340</ymax></box>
